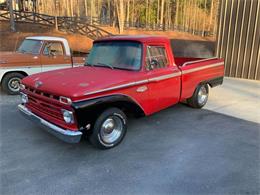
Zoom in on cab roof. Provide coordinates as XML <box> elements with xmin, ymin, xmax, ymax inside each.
<box><xmin>94</xmin><ymin>35</ymin><xmax>170</xmax><ymax>43</ymax></box>
<box><xmin>26</xmin><ymin>36</ymin><xmax>67</xmax><ymax>42</ymax></box>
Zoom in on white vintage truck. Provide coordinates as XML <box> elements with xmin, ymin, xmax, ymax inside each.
<box><xmin>0</xmin><ymin>36</ymin><xmax>87</xmax><ymax>94</ymax></box>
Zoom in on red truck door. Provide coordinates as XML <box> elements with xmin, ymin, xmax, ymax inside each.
<box><xmin>145</xmin><ymin>44</ymin><xmax>181</xmax><ymax>114</ymax></box>
<box><xmin>40</xmin><ymin>41</ymin><xmax>72</xmax><ymax>72</ymax></box>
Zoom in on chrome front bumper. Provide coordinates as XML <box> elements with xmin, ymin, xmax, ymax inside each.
<box><xmin>18</xmin><ymin>104</ymin><xmax>82</xmax><ymax>143</ymax></box>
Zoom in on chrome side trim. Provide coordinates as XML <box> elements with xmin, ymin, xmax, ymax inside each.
<box><xmin>83</xmin><ymin>62</ymin><xmax>222</xmax><ymax>96</ymax></box>
<box><xmin>84</xmin><ymin>79</ymin><xmax>148</xmax><ymax>96</ymax></box>
<box><xmin>40</xmin><ymin>64</ymin><xmax>73</xmax><ymax>68</ymax></box>
<box><xmin>148</xmin><ymin>72</ymin><xmax>181</xmax><ymax>82</ymax></box>
<box><xmin>182</xmin><ymin>57</ymin><xmax>218</xmax><ymax>67</ymax></box>
<box><xmin>84</xmin><ymin>72</ymin><xmax>181</xmax><ymax>96</ymax></box>
<box><xmin>0</xmin><ymin>65</ymin><xmax>42</xmax><ymax>69</ymax></box>
<box><xmin>0</xmin><ymin>63</ymin><xmax>84</xmax><ymax>69</ymax></box>
<box><xmin>182</xmin><ymin>62</ymin><xmax>224</xmax><ymax>74</ymax></box>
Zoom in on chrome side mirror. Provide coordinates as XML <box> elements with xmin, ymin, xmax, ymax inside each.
<box><xmin>147</xmin><ymin>59</ymin><xmax>159</xmax><ymax>70</ymax></box>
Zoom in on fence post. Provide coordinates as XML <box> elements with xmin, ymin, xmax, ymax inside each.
<box><xmin>8</xmin><ymin>0</ymin><xmax>16</xmax><ymax>32</ymax></box>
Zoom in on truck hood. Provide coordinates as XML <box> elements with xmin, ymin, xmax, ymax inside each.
<box><xmin>0</xmin><ymin>52</ymin><xmax>37</xmax><ymax>66</ymax></box>
<box><xmin>22</xmin><ymin>66</ymin><xmax>143</xmax><ymax>99</ymax></box>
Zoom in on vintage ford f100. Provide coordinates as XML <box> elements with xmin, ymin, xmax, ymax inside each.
<box><xmin>18</xmin><ymin>35</ymin><xmax>224</xmax><ymax>149</ymax></box>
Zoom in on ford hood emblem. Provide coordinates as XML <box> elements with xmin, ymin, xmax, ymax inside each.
<box><xmin>35</xmin><ymin>80</ymin><xmax>43</xmax><ymax>88</ymax></box>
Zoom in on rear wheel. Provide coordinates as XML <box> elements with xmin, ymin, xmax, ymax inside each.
<box><xmin>2</xmin><ymin>72</ymin><xmax>25</xmax><ymax>95</ymax></box>
<box><xmin>187</xmin><ymin>84</ymin><xmax>209</xmax><ymax>108</ymax></box>
<box><xmin>89</xmin><ymin>107</ymin><xmax>127</xmax><ymax>149</ymax></box>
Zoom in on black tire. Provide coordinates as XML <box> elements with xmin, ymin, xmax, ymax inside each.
<box><xmin>1</xmin><ymin>72</ymin><xmax>25</xmax><ymax>95</ymax></box>
<box><xmin>187</xmin><ymin>84</ymin><xmax>209</xmax><ymax>109</ymax></box>
<box><xmin>89</xmin><ymin>107</ymin><xmax>127</xmax><ymax>149</ymax></box>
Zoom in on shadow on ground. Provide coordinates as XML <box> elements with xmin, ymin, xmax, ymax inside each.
<box><xmin>1</xmin><ymin>97</ymin><xmax>259</xmax><ymax>195</ymax></box>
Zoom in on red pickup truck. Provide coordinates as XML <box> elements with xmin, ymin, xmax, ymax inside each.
<box><xmin>18</xmin><ymin>35</ymin><xmax>224</xmax><ymax>149</ymax></box>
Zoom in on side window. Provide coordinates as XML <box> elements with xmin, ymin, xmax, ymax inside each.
<box><xmin>43</xmin><ymin>42</ymin><xmax>64</xmax><ymax>56</ymax></box>
<box><xmin>146</xmin><ymin>46</ymin><xmax>169</xmax><ymax>70</ymax></box>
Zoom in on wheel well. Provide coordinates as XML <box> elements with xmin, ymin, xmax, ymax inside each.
<box><xmin>106</xmin><ymin>101</ymin><xmax>145</xmax><ymax>117</ymax></box>
<box><xmin>202</xmin><ymin>77</ymin><xmax>224</xmax><ymax>88</ymax></box>
<box><xmin>1</xmin><ymin>71</ymin><xmax>28</xmax><ymax>83</ymax></box>
<box><xmin>75</xmin><ymin>99</ymin><xmax>145</xmax><ymax>130</ymax></box>
<box><xmin>207</xmin><ymin>83</ymin><xmax>213</xmax><ymax>88</ymax></box>
<box><xmin>88</xmin><ymin>100</ymin><xmax>145</xmax><ymax>118</ymax></box>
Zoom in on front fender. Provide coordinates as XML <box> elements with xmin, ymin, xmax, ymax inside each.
<box><xmin>0</xmin><ymin>68</ymin><xmax>5</xmax><ymax>83</ymax></box>
<box><xmin>72</xmin><ymin>94</ymin><xmax>145</xmax><ymax>129</ymax></box>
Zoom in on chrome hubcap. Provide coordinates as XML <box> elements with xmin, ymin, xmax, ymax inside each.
<box><xmin>8</xmin><ymin>77</ymin><xmax>21</xmax><ymax>92</ymax></box>
<box><xmin>198</xmin><ymin>86</ymin><xmax>208</xmax><ymax>105</ymax></box>
<box><xmin>100</xmin><ymin>116</ymin><xmax>123</xmax><ymax>144</ymax></box>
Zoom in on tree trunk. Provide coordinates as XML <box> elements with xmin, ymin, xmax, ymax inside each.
<box><xmin>148</xmin><ymin>0</ymin><xmax>151</xmax><ymax>28</ymax></box>
<box><xmin>145</xmin><ymin>0</ymin><xmax>148</xmax><ymax>28</ymax></box>
<box><xmin>202</xmin><ymin>0</ymin><xmax>207</xmax><ymax>36</ymax></box>
<box><xmin>209</xmin><ymin>0</ymin><xmax>214</xmax><ymax>32</ymax></box>
<box><xmin>70</xmin><ymin>0</ymin><xmax>73</xmax><ymax>16</ymax></box>
<box><xmin>84</xmin><ymin>0</ymin><xmax>88</xmax><ymax>16</ymax></box>
<box><xmin>115</xmin><ymin>0</ymin><xmax>125</xmax><ymax>34</ymax></box>
<box><xmin>90</xmin><ymin>0</ymin><xmax>94</xmax><ymax>24</ymax></box>
<box><xmin>157</xmin><ymin>0</ymin><xmax>160</xmax><ymax>25</ymax></box>
<box><xmin>160</xmin><ymin>0</ymin><xmax>164</xmax><ymax>27</ymax></box>
<box><xmin>175</xmin><ymin>0</ymin><xmax>179</xmax><ymax>27</ymax></box>
<box><xmin>131</xmin><ymin>0</ymin><xmax>135</xmax><ymax>26</ymax></box>
<box><xmin>8</xmin><ymin>0</ymin><xmax>15</xmax><ymax>32</ymax></box>
<box><xmin>76</xmin><ymin>0</ymin><xmax>80</xmax><ymax>17</ymax></box>
<box><xmin>126</xmin><ymin>0</ymin><xmax>130</xmax><ymax>27</ymax></box>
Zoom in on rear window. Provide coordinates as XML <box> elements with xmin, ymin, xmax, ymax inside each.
<box><xmin>43</xmin><ymin>42</ymin><xmax>64</xmax><ymax>56</ymax></box>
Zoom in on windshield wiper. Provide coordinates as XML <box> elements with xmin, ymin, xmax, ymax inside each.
<box><xmin>18</xmin><ymin>49</ymin><xmax>27</xmax><ymax>53</ymax></box>
<box><xmin>84</xmin><ymin>62</ymin><xmax>94</xmax><ymax>67</ymax></box>
<box><xmin>96</xmin><ymin>62</ymin><xmax>114</xmax><ymax>69</ymax></box>
<box><xmin>84</xmin><ymin>62</ymin><xmax>114</xmax><ymax>69</ymax></box>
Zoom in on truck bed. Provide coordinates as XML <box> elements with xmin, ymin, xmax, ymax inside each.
<box><xmin>175</xmin><ymin>57</ymin><xmax>217</xmax><ymax>67</ymax></box>
<box><xmin>176</xmin><ymin>57</ymin><xmax>224</xmax><ymax>101</ymax></box>
<box><xmin>71</xmin><ymin>51</ymin><xmax>89</xmax><ymax>66</ymax></box>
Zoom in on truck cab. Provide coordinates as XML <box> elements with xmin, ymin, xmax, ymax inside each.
<box><xmin>0</xmin><ymin>36</ymin><xmax>86</xmax><ymax>94</ymax></box>
<box><xmin>18</xmin><ymin>35</ymin><xmax>224</xmax><ymax>149</ymax></box>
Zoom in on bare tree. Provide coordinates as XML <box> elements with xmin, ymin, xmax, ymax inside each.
<box><xmin>160</xmin><ymin>0</ymin><xmax>164</xmax><ymax>27</ymax></box>
<box><xmin>23</xmin><ymin>0</ymin><xmax>220</xmax><ymax>37</ymax></box>
<box><xmin>145</xmin><ymin>0</ymin><xmax>148</xmax><ymax>27</ymax></box>
<box><xmin>157</xmin><ymin>0</ymin><xmax>160</xmax><ymax>25</ymax></box>
<box><xmin>126</xmin><ymin>0</ymin><xmax>130</xmax><ymax>27</ymax></box>
<box><xmin>175</xmin><ymin>0</ymin><xmax>179</xmax><ymax>27</ymax></box>
<box><xmin>84</xmin><ymin>0</ymin><xmax>88</xmax><ymax>16</ymax></box>
<box><xmin>8</xmin><ymin>0</ymin><xmax>15</xmax><ymax>32</ymax></box>
<box><xmin>114</xmin><ymin>0</ymin><xmax>125</xmax><ymax>33</ymax></box>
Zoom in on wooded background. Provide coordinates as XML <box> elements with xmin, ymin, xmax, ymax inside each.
<box><xmin>9</xmin><ymin>0</ymin><xmax>219</xmax><ymax>36</ymax></box>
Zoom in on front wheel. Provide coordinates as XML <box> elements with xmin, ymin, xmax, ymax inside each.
<box><xmin>187</xmin><ymin>84</ymin><xmax>209</xmax><ymax>108</ymax></box>
<box><xmin>89</xmin><ymin>107</ymin><xmax>127</xmax><ymax>149</ymax></box>
<box><xmin>2</xmin><ymin>72</ymin><xmax>25</xmax><ymax>95</ymax></box>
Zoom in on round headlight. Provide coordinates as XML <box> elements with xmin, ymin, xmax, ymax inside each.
<box><xmin>21</xmin><ymin>93</ymin><xmax>28</xmax><ymax>104</ymax></box>
<box><xmin>62</xmin><ymin>109</ymin><xmax>74</xmax><ymax>124</ymax></box>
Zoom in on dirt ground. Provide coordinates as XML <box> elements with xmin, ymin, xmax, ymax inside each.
<box><xmin>0</xmin><ymin>21</ymin><xmax>215</xmax><ymax>52</ymax></box>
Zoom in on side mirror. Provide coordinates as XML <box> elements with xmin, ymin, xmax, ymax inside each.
<box><xmin>49</xmin><ymin>50</ymin><xmax>56</xmax><ymax>57</ymax></box>
<box><xmin>147</xmin><ymin>59</ymin><xmax>159</xmax><ymax>70</ymax></box>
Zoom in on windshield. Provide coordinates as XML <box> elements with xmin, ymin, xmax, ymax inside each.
<box><xmin>85</xmin><ymin>41</ymin><xmax>142</xmax><ymax>71</ymax></box>
<box><xmin>17</xmin><ymin>39</ymin><xmax>42</xmax><ymax>54</ymax></box>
